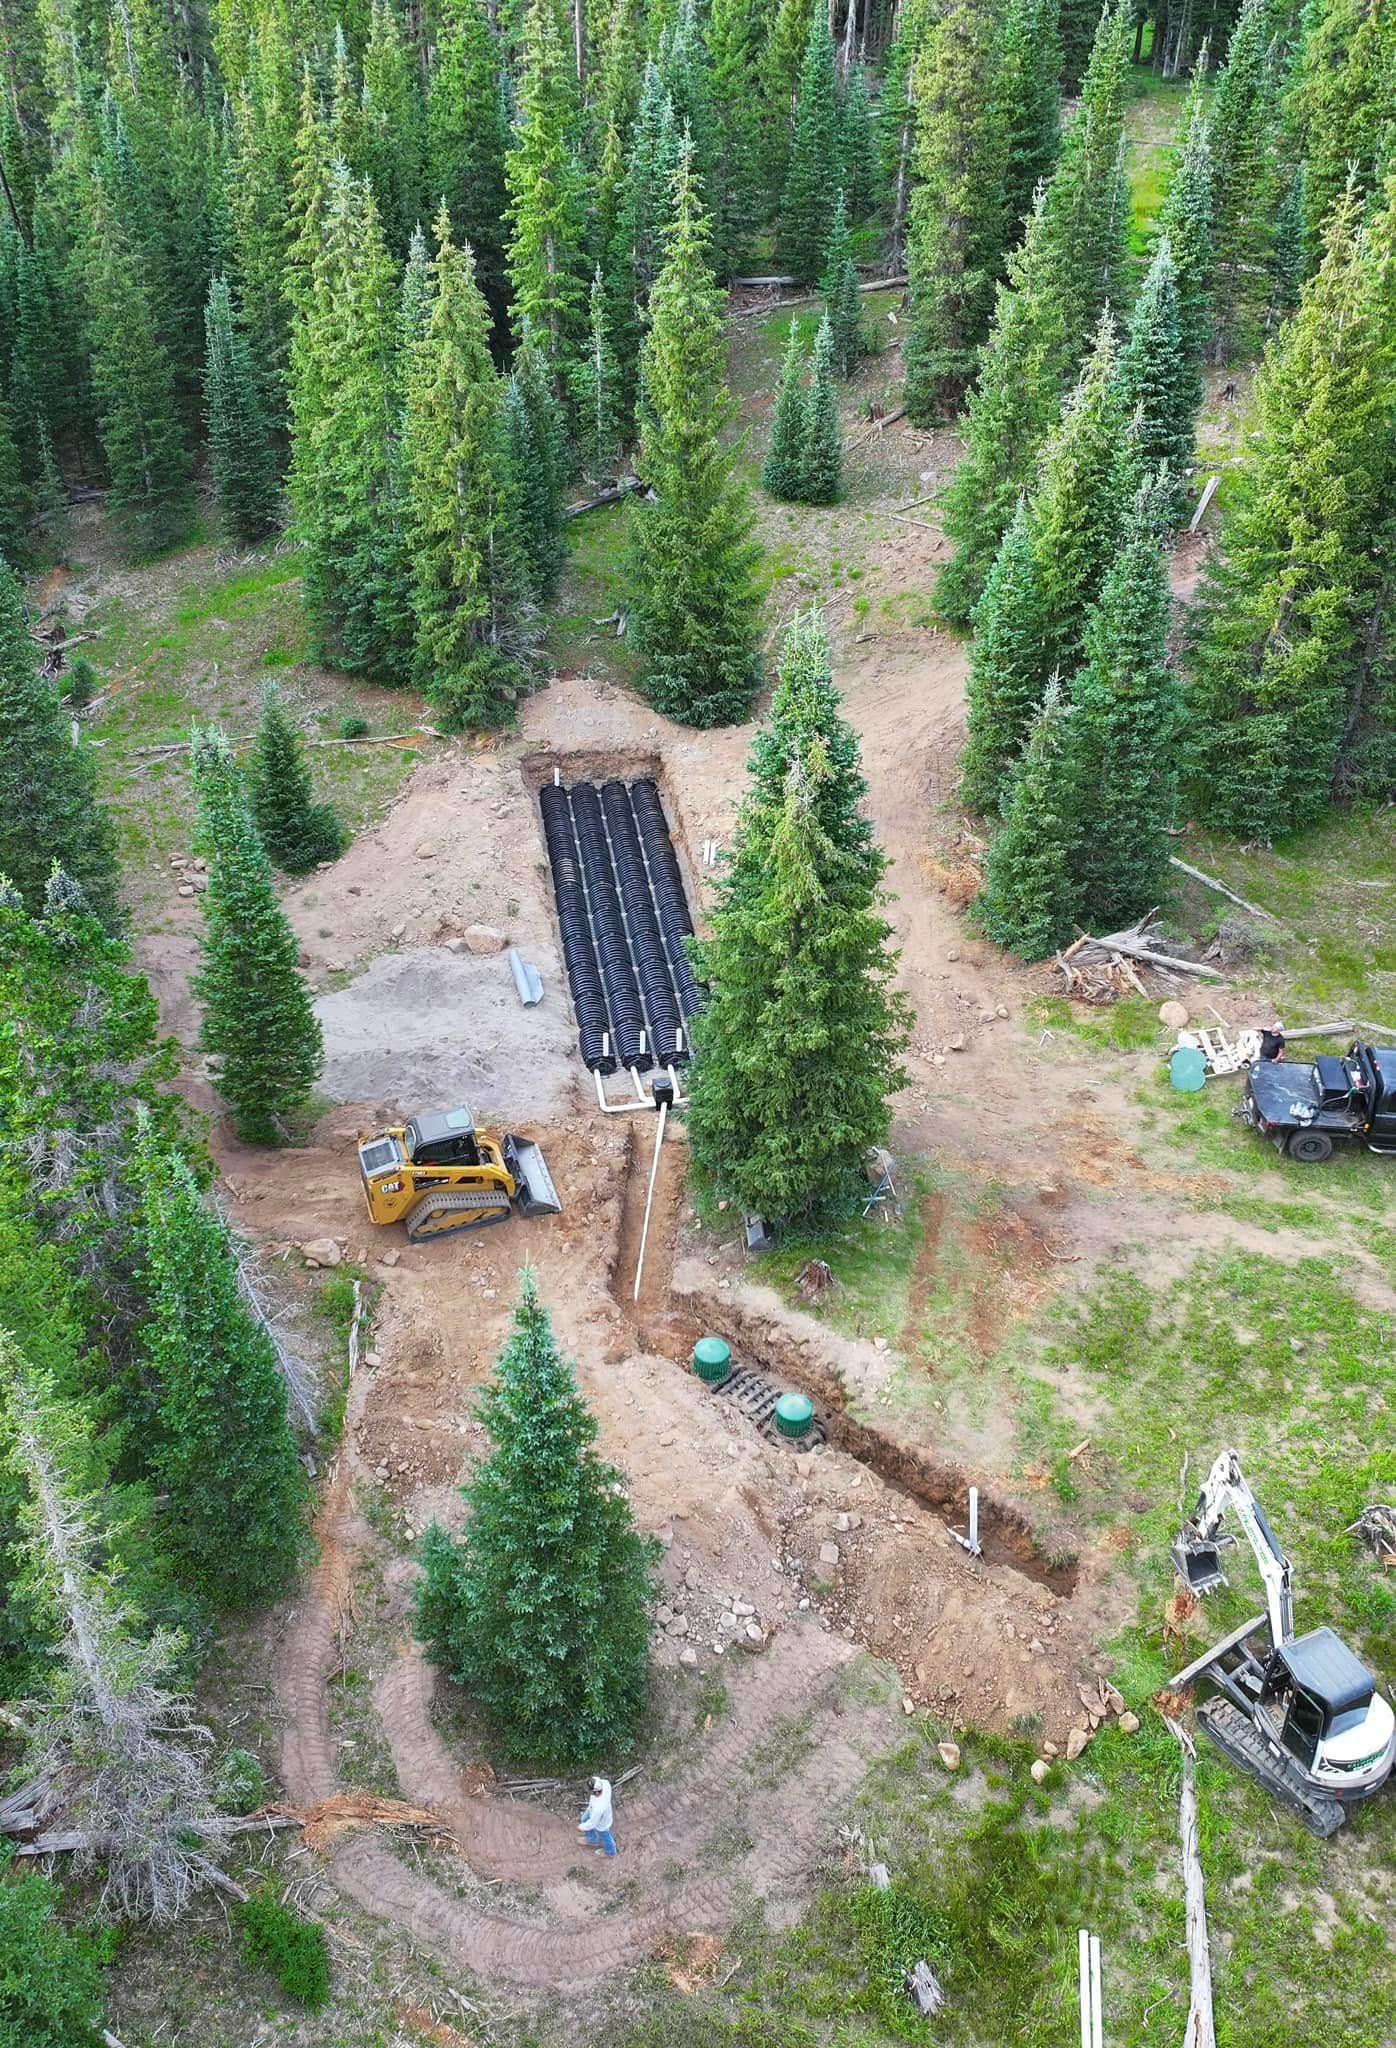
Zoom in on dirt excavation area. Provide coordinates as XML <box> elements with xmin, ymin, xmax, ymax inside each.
<box><xmin>183</xmin><ymin>634</ymin><xmax>1244</xmax><ymax>1991</ymax></box>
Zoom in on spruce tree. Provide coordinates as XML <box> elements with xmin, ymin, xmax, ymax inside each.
<box><xmin>999</xmin><ymin>0</ymin><xmax>1062</xmax><ymax>235</ymax></box>
<box><xmin>742</xmin><ymin>609</ymin><xmax>876</xmax><ymax>882</ymax></box>
<box><xmin>190</xmin><ymin>727</ymin><xmax>324</xmax><ymax>1143</ymax></box>
<box><xmin>879</xmin><ymin>0</ymin><xmax>935</xmax><ymax>266</ymax></box>
<box><xmin>1186</xmin><ymin>183</ymin><xmax>1390</xmax><ymax>837</ymax></box>
<box><xmin>132</xmin><ymin>1123</ymin><xmax>306</xmax><ymax>1609</ymax></box>
<box><xmin>413</xmin><ymin>1269</ymin><xmax>657</xmax><ymax>1764</ymax></box>
<box><xmin>972</xmin><ymin>680</ymin><xmax>1081</xmax><ymax>959</ymax></box>
<box><xmin>1290</xmin><ymin>0</ymin><xmax>1394</xmax><ymax>256</ymax></box>
<box><xmin>359</xmin><ymin>0</ymin><xmax>426</xmax><ymax>255</ymax></box>
<box><xmin>1058</xmin><ymin>0</ymin><xmax>1103</xmax><ymax>90</ymax></box>
<box><xmin>838</xmin><ymin>62</ymin><xmax>879</xmax><ymax>225</ymax></box>
<box><xmin>1029</xmin><ymin>312</ymin><xmax>1133</xmax><ymax>687</ymax></box>
<box><xmin>508</xmin><ymin>327</ymin><xmax>569</xmax><ymax>601</ymax></box>
<box><xmin>960</xmin><ymin>497</ymin><xmax>1047</xmax><ymax>814</ymax></box>
<box><xmin>685</xmin><ymin>733</ymin><xmax>910</xmax><ymax>1225</ymax></box>
<box><xmin>505</xmin><ymin>0</ymin><xmax>590</xmax><ymax>372</ymax></box>
<box><xmin>1156</xmin><ymin>61</ymin><xmax>1214</xmax><ymax>398</ymax></box>
<box><xmin>288</xmin><ymin>166</ymin><xmax>413</xmax><ymax>681</ymax></box>
<box><xmin>659</xmin><ymin>0</ymin><xmax>718</xmax><ymax>227</ymax></box>
<box><xmin>0</xmin><ymin>563</ymin><xmax>120</xmax><ymax>928</ymax></box>
<box><xmin>1208</xmin><ymin>0</ymin><xmax>1282</xmax><ymax>363</ymax></box>
<box><xmin>1117</xmin><ymin>236</ymin><xmax>1195</xmax><ymax>521</ymax></box>
<box><xmin>821</xmin><ymin>191</ymin><xmax>865</xmax><ymax>378</ymax></box>
<box><xmin>1047</xmin><ymin>0</ymin><xmax>1133</xmax><ymax>353</ymax></box>
<box><xmin>607</xmin><ymin>60</ymin><xmax>681</xmax><ymax>410</ymax></box>
<box><xmin>1268</xmin><ymin>168</ymin><xmax>1309</xmax><ymax>319</ymax></box>
<box><xmin>248</xmin><ymin>688</ymin><xmax>344</xmax><ymax>873</ymax></box>
<box><xmin>801</xmin><ymin>313</ymin><xmax>842</xmax><ymax>504</ymax></box>
<box><xmin>571</xmin><ymin>267</ymin><xmax>622</xmax><ymax>483</ymax></box>
<box><xmin>203</xmin><ymin>277</ymin><xmax>281</xmax><ymax>547</ymax></box>
<box><xmin>403</xmin><ymin>210</ymin><xmax>540</xmax><ymax>731</ymax></box>
<box><xmin>1071</xmin><ymin>485</ymin><xmax>1182</xmax><ymax>930</ymax></box>
<box><xmin>903</xmin><ymin>0</ymin><xmax>1009</xmax><ymax>424</ymax></box>
<box><xmin>762</xmin><ymin>320</ymin><xmax>809</xmax><ymax>498</ymax></box>
<box><xmin>781</xmin><ymin>1</ymin><xmax>840</xmax><ymax>285</ymax></box>
<box><xmin>759</xmin><ymin>0</ymin><xmax>818</xmax><ymax>214</ymax></box>
<box><xmin>427</xmin><ymin>0</ymin><xmax>510</xmax><ymax>320</ymax></box>
<box><xmin>226</xmin><ymin>21</ymin><xmax>298</xmax><ymax>403</ymax></box>
<box><xmin>708</xmin><ymin>0</ymin><xmax>765</xmax><ymax>268</ymax></box>
<box><xmin>626</xmin><ymin>142</ymin><xmax>762</xmax><ymax>726</ymax></box>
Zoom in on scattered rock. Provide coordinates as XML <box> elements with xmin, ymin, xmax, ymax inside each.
<box><xmin>1030</xmin><ymin>1759</ymin><xmax>1050</xmax><ymax>1784</ymax></box>
<box><xmin>390</xmin><ymin>923</ymin><xmax>407</xmax><ymax>941</ymax></box>
<box><xmin>364</xmin><ymin>1351</ymin><xmax>382</xmax><ymax>1368</ymax></box>
<box><xmin>177</xmin><ymin>883</ymin><xmax>195</xmax><ymax>898</ymax></box>
<box><xmin>946</xmin><ymin>948</ymin><xmax>960</xmax><ymax>962</ymax></box>
<box><xmin>1029</xmin><ymin>1637</ymin><xmax>1044</xmax><ymax>1656</ymax></box>
<box><xmin>995</xmin><ymin>1003</ymin><xmax>1009</xmax><ymax>1019</ymax></box>
<box><xmin>818</xmin><ymin>1541</ymin><xmax>841</xmax><ymax>1565</ymax></box>
<box><xmin>902</xmin><ymin>1697</ymin><xmax>915</xmax><ymax>1716</ymax></box>
<box><xmin>462</xmin><ymin>923</ymin><xmax>506</xmax><ymax>955</ymax></box>
<box><xmin>796</xmin><ymin>1452</ymin><xmax>817</xmax><ymax>1477</ymax></box>
<box><xmin>977</xmin><ymin>1007</ymin><xmax>996</xmax><ymax>1025</ymax></box>
<box><xmin>301</xmin><ymin>1238</ymin><xmax>342</xmax><ymax>1269</ymax></box>
<box><xmin>444</xmin><ymin>938</ymin><xmax>468</xmax><ymax>954</ymax></box>
<box><xmin>1118</xmin><ymin>1711</ymin><xmax>1140</xmax><ymax>1734</ymax></box>
<box><xmin>1104</xmin><ymin>1685</ymin><xmax>1126</xmax><ymax>1716</ymax></box>
<box><xmin>731</xmin><ymin>1599</ymin><xmax>755</xmax><ymax>1617</ymax></box>
<box><xmin>1065</xmin><ymin>1726</ymin><xmax>1092</xmax><ymax>1761</ymax></box>
<box><xmin>656</xmin><ymin>1603</ymin><xmax>674</xmax><ymax>1627</ymax></box>
<box><xmin>744</xmin><ymin>1621</ymin><xmax>763</xmax><ymax>1643</ymax></box>
<box><xmin>667</xmin><ymin>1614</ymin><xmax>690</xmax><ymax>1638</ymax></box>
<box><xmin>949</xmin><ymin>1033</ymin><xmax>966</xmax><ymax>1052</ymax></box>
<box><xmin>937</xmin><ymin>1741</ymin><xmax>961</xmax><ymax>1770</ymax></box>
<box><xmin>1042</xmin><ymin>1740</ymin><xmax>1059</xmax><ymax>1757</ymax></box>
<box><xmin>379</xmin><ymin>1250</ymin><xmax>400</xmax><ymax>1269</ymax></box>
<box><xmin>684</xmin><ymin>1566</ymin><xmax>702</xmax><ymax>1592</ymax></box>
<box><xmin>1159</xmin><ymin>999</ymin><xmax>1190</xmax><ymax>1029</ymax></box>
<box><xmin>415</xmin><ymin>842</ymin><xmax>433</xmax><ymax>859</ymax></box>
<box><xmin>679</xmin><ymin>1646</ymin><xmax>698</xmax><ymax>1668</ymax></box>
<box><xmin>659</xmin><ymin>1430</ymin><xmax>676</xmax><ymax>1447</ymax></box>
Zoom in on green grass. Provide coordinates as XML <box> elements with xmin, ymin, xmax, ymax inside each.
<box><xmin>1027</xmin><ymin>993</ymin><xmax>1162</xmax><ymax>1053</ymax></box>
<box><xmin>753</xmin><ymin>1181</ymin><xmax>925</xmax><ymax>1345</ymax></box>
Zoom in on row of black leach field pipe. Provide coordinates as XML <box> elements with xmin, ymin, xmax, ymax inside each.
<box><xmin>538</xmin><ymin>775</ymin><xmax>704</xmax><ymax>1074</ymax></box>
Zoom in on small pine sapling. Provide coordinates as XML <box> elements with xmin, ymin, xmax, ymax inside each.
<box><xmin>248</xmin><ymin>688</ymin><xmax>344</xmax><ymax>873</ymax></box>
<box><xmin>973</xmin><ymin>680</ymin><xmax>1083</xmax><ymax>960</ymax></box>
<box><xmin>762</xmin><ymin>322</ymin><xmax>810</xmax><ymax>500</ymax></box>
<box><xmin>800</xmin><ymin>315</ymin><xmax>843</xmax><ymax>505</ymax></box>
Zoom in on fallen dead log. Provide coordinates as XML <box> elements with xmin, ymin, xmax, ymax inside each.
<box><xmin>565</xmin><ymin>475</ymin><xmax>642</xmax><ymax>515</ymax></box>
<box><xmin>130</xmin><ymin>727</ymin><xmax>440</xmax><ymax>758</ymax></box>
<box><xmin>730</xmin><ymin>274</ymin><xmax>908</xmax><ymax>319</ymax></box>
<box><xmin>1165</xmin><ymin>1718</ymin><xmax>1216</xmax><ymax>2048</ymax></box>
<box><xmin>731</xmin><ymin>273</ymin><xmax>798</xmax><ymax>287</ymax></box>
<box><xmin>1168</xmin><ymin>857</ymin><xmax>1282</xmax><ymax>926</ymax></box>
<box><xmin>904</xmin><ymin>1960</ymin><xmax>946</xmax><ymax>2017</ymax></box>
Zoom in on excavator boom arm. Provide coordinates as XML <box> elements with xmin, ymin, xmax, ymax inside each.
<box><xmin>1175</xmin><ymin>1449</ymin><xmax>1294</xmax><ymax>1647</ymax></box>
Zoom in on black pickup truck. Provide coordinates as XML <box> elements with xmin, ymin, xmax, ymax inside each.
<box><xmin>1241</xmin><ymin>1043</ymin><xmax>1396</xmax><ymax>1163</ymax></box>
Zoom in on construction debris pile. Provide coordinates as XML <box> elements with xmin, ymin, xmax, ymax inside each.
<box><xmin>1054</xmin><ymin>914</ymin><xmax>1222</xmax><ymax>1003</ymax></box>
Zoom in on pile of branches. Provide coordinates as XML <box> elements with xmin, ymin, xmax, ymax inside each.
<box><xmin>1349</xmin><ymin>1504</ymin><xmax>1396</xmax><ymax>1566</ymax></box>
<box><xmin>1054</xmin><ymin>913</ymin><xmax>1222</xmax><ymax>1003</ymax></box>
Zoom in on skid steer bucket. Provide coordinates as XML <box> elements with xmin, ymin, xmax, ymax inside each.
<box><xmin>504</xmin><ymin>1135</ymin><xmax>562</xmax><ymax>1217</ymax></box>
<box><xmin>1171</xmin><ymin>1534</ymin><xmax>1227</xmax><ymax>1596</ymax></box>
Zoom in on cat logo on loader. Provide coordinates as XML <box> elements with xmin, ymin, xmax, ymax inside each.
<box><xmin>357</xmin><ymin>1106</ymin><xmax>562</xmax><ymax>1242</ymax></box>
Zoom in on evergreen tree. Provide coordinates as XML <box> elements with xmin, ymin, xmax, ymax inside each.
<box><xmin>607</xmin><ymin>60</ymin><xmax>681</xmax><ymax>409</ymax></box>
<box><xmin>1186</xmin><ymin>183</ymin><xmax>1391</xmax><ymax>836</ymax></box>
<box><xmin>821</xmin><ymin>191</ymin><xmax>865</xmax><ymax>378</ymax></box>
<box><xmin>0</xmin><ymin>1845</ymin><xmax>108</xmax><ymax>2045</ymax></box>
<box><xmin>762</xmin><ymin>319</ymin><xmax>809</xmax><ymax>498</ymax></box>
<box><xmin>227</xmin><ymin>20</ymin><xmax>299</xmax><ymax>403</ymax></box>
<box><xmin>972</xmin><ymin>680</ymin><xmax>1081</xmax><ymax>958</ymax></box>
<box><xmin>570</xmin><ymin>267</ymin><xmax>622</xmax><ymax>483</ymax></box>
<box><xmin>190</xmin><ymin>727</ymin><xmax>324</xmax><ymax>1143</ymax></box>
<box><xmin>960</xmin><ymin>496</ymin><xmax>1047</xmax><ymax>814</ymax></box>
<box><xmin>1290</xmin><ymin>0</ymin><xmax>1395</xmax><ymax>256</ymax></box>
<box><xmin>1156</xmin><ymin>59</ymin><xmax>1214</xmax><ymax>395</ymax></box>
<box><xmin>413</xmin><ymin>1269</ymin><xmax>657</xmax><ymax>1764</ymax></box>
<box><xmin>403</xmin><ymin>210</ymin><xmax>540</xmax><ymax>731</ymax></box>
<box><xmin>1058</xmin><ymin>0</ymin><xmax>1104</xmax><ymax>89</ymax></box>
<box><xmin>82</xmin><ymin>178</ymin><xmax>194</xmax><ymax>560</ymax></box>
<box><xmin>741</xmin><ymin>609</ymin><xmax>876</xmax><ymax>880</ymax></box>
<box><xmin>879</xmin><ymin>0</ymin><xmax>935</xmax><ymax>266</ymax></box>
<box><xmin>801</xmin><ymin>313</ymin><xmax>842</xmax><ymax>504</ymax></box>
<box><xmin>659</xmin><ymin>0</ymin><xmax>717</xmax><ymax>226</ymax></box>
<box><xmin>288</xmin><ymin>167</ymin><xmax>413</xmax><ymax>681</ymax></box>
<box><xmin>131</xmin><ymin>1122</ymin><xmax>305</xmax><ymax>1609</ymax></box>
<box><xmin>248</xmin><ymin>688</ymin><xmax>344</xmax><ymax>873</ymax></box>
<box><xmin>1117</xmin><ymin>236</ymin><xmax>1195</xmax><ymax>519</ymax></box>
<box><xmin>903</xmin><ymin>0</ymin><xmax>1009</xmax><ymax>424</ymax></box>
<box><xmin>1208</xmin><ymin>0</ymin><xmax>1282</xmax><ymax>363</ymax></box>
<box><xmin>759</xmin><ymin>0</ymin><xmax>817</xmax><ymax>214</ymax></box>
<box><xmin>999</xmin><ymin>0</ymin><xmax>1062</xmax><ymax>235</ymax></box>
<box><xmin>359</xmin><ymin>0</ymin><xmax>425</xmax><ymax>255</ymax></box>
<box><xmin>203</xmin><ymin>277</ymin><xmax>281</xmax><ymax>547</ymax></box>
<box><xmin>1047</xmin><ymin>0</ymin><xmax>1133</xmax><ymax>352</ymax></box>
<box><xmin>707</xmin><ymin>0</ymin><xmax>765</xmax><ymax>267</ymax></box>
<box><xmin>1268</xmin><ymin>166</ymin><xmax>1309</xmax><ymax>318</ymax></box>
<box><xmin>1029</xmin><ymin>312</ymin><xmax>1134</xmax><ymax>686</ymax></box>
<box><xmin>1071</xmin><ymin>483</ymin><xmax>1182</xmax><ymax>929</ymax></box>
<box><xmin>507</xmin><ymin>327</ymin><xmax>569</xmax><ymax>600</ymax></box>
<box><xmin>838</xmin><ymin>62</ymin><xmax>879</xmax><ymax>225</ymax></box>
<box><xmin>0</xmin><ymin>563</ymin><xmax>120</xmax><ymax>928</ymax></box>
<box><xmin>400</xmin><ymin>225</ymin><xmax>433</xmax><ymax>355</ymax></box>
<box><xmin>427</xmin><ymin>0</ymin><xmax>510</xmax><ymax>321</ymax></box>
<box><xmin>781</xmin><ymin>0</ymin><xmax>840</xmax><ymax>286</ymax></box>
<box><xmin>685</xmin><ymin>731</ymin><xmax>910</xmax><ymax>1225</ymax></box>
<box><xmin>30</xmin><ymin>424</ymin><xmax>71</xmax><ymax>566</ymax></box>
<box><xmin>626</xmin><ymin>143</ymin><xmax>762</xmax><ymax>726</ymax></box>
<box><xmin>505</xmin><ymin>0</ymin><xmax>590</xmax><ymax>372</ymax></box>
<box><xmin>935</xmin><ymin>187</ymin><xmax>1072</xmax><ymax>621</ymax></box>
<box><xmin>0</xmin><ymin>399</ymin><xmax>26</xmax><ymax>567</ymax></box>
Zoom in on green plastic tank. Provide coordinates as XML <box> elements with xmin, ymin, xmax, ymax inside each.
<box><xmin>692</xmin><ymin>1337</ymin><xmax>732</xmax><ymax>1384</ymax></box>
<box><xmin>774</xmin><ymin>1391</ymin><xmax>814</xmax><ymax>1439</ymax></box>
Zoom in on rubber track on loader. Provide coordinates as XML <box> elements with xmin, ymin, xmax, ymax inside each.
<box><xmin>1198</xmin><ymin>1699</ymin><xmax>1347</xmax><ymax>1837</ymax></box>
<box><xmin>405</xmin><ymin>1189</ymin><xmax>513</xmax><ymax>1241</ymax></box>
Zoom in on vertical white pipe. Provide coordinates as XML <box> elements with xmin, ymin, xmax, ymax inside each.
<box><xmin>630</xmin><ymin>1067</ymin><xmax>647</xmax><ymax>1101</ymax></box>
<box><xmin>969</xmin><ymin>1487</ymin><xmax>979</xmax><ymax>1555</ymax></box>
<box><xmin>632</xmin><ymin>1102</ymin><xmax>668</xmax><ymax>1303</ymax></box>
<box><xmin>1090</xmin><ymin>1935</ymin><xmax>1103</xmax><ymax>2048</ymax></box>
<box><xmin>1078</xmin><ymin>1931</ymin><xmax>1091</xmax><ymax>2048</ymax></box>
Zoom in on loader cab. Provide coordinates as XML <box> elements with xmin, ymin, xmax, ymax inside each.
<box><xmin>1260</xmin><ymin>1629</ymin><xmax>1387</xmax><ymax>1777</ymax></box>
<box><xmin>404</xmin><ymin>1107</ymin><xmax>481</xmax><ymax>1169</ymax></box>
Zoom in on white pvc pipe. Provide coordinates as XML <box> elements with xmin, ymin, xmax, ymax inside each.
<box><xmin>594</xmin><ymin>1067</ymin><xmax>652</xmax><ymax>1114</ymax></box>
<box><xmin>968</xmin><ymin>1487</ymin><xmax>980</xmax><ymax>1556</ymax></box>
<box><xmin>630</xmin><ymin>1066</ymin><xmax>648</xmax><ymax>1101</ymax></box>
<box><xmin>1078</xmin><ymin>1931</ymin><xmax>1091</xmax><ymax>2048</ymax></box>
<box><xmin>633</xmin><ymin>1101</ymin><xmax>668</xmax><ymax>1302</ymax></box>
<box><xmin>1090</xmin><ymin>1934</ymin><xmax>1103</xmax><ymax>2048</ymax></box>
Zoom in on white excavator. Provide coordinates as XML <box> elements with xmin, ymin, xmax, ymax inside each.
<box><xmin>1170</xmin><ymin>1449</ymin><xmax>1396</xmax><ymax>1836</ymax></box>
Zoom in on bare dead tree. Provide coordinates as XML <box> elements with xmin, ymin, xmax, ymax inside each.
<box><xmin>0</xmin><ymin>1337</ymin><xmax>225</xmax><ymax>1922</ymax></box>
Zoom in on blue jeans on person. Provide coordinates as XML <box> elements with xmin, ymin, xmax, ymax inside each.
<box><xmin>583</xmin><ymin>1827</ymin><xmax>617</xmax><ymax>1856</ymax></box>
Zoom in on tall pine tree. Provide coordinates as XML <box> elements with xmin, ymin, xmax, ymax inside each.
<box><xmin>427</xmin><ymin>0</ymin><xmax>510</xmax><ymax>322</ymax></box>
<box><xmin>781</xmin><ymin>1</ymin><xmax>840</xmax><ymax>285</ymax></box>
<box><xmin>0</xmin><ymin>562</ymin><xmax>120</xmax><ymax>928</ymax></box>
<box><xmin>248</xmin><ymin>687</ymin><xmax>344</xmax><ymax>873</ymax></box>
<box><xmin>1117</xmin><ymin>236</ymin><xmax>1195</xmax><ymax>520</ymax></box>
<box><xmin>190</xmin><ymin>727</ymin><xmax>324</xmax><ymax>1142</ymax></box>
<box><xmin>414</xmin><ymin>1269</ymin><xmax>656</xmax><ymax>1764</ymax></box>
<box><xmin>505</xmin><ymin>0</ymin><xmax>591</xmax><ymax>374</ymax></box>
<box><xmin>999</xmin><ymin>0</ymin><xmax>1062</xmax><ymax>235</ymax></box>
<box><xmin>203</xmin><ymin>277</ymin><xmax>281</xmax><ymax>546</ymax></box>
<box><xmin>507</xmin><ymin>327</ymin><xmax>569</xmax><ymax>600</ymax></box>
<box><xmin>1155</xmin><ymin>57</ymin><xmax>1214</xmax><ymax>395</ymax></box>
<box><xmin>571</xmin><ymin>267</ymin><xmax>622</xmax><ymax>482</ymax></box>
<box><xmin>959</xmin><ymin>496</ymin><xmax>1047</xmax><ymax>814</ymax></box>
<box><xmin>626</xmin><ymin>142</ymin><xmax>762</xmax><ymax>726</ymax></box>
<box><xmin>801</xmin><ymin>313</ymin><xmax>842</xmax><ymax>504</ymax></box>
<box><xmin>1289</xmin><ymin>0</ymin><xmax>1395</xmax><ymax>258</ymax></box>
<box><xmin>972</xmin><ymin>679</ymin><xmax>1082</xmax><ymax>959</ymax></box>
<box><xmin>762</xmin><ymin>319</ymin><xmax>809</xmax><ymax>498</ymax></box>
<box><xmin>1208</xmin><ymin>0</ymin><xmax>1282</xmax><ymax>363</ymax></box>
<box><xmin>821</xmin><ymin>191</ymin><xmax>865</xmax><ymax>378</ymax></box>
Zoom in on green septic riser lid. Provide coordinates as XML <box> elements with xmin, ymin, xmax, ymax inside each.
<box><xmin>692</xmin><ymin>1337</ymin><xmax>731</xmax><ymax>1382</ymax></box>
<box><xmin>774</xmin><ymin>1391</ymin><xmax>814</xmax><ymax>1438</ymax></box>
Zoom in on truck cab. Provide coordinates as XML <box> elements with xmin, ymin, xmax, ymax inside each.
<box><xmin>1243</xmin><ymin>1043</ymin><xmax>1396</xmax><ymax>1160</ymax></box>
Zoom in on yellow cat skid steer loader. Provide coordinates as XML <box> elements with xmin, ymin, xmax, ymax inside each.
<box><xmin>357</xmin><ymin>1106</ymin><xmax>562</xmax><ymax>1243</ymax></box>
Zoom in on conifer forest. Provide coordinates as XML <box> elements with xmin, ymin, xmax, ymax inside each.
<box><xmin>1</xmin><ymin>0</ymin><xmax>1395</xmax><ymax>2037</ymax></box>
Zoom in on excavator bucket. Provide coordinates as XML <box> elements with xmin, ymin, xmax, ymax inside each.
<box><xmin>504</xmin><ymin>1135</ymin><xmax>562</xmax><ymax>1217</ymax></box>
<box><xmin>1171</xmin><ymin>1533</ymin><xmax>1227</xmax><ymax>1596</ymax></box>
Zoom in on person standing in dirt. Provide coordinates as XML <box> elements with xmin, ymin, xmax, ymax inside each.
<box><xmin>1258</xmin><ymin>1021</ymin><xmax>1286</xmax><ymax>1062</ymax></box>
<box><xmin>579</xmin><ymin>1776</ymin><xmax>617</xmax><ymax>1857</ymax></box>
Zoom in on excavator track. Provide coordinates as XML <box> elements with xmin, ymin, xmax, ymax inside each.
<box><xmin>1198</xmin><ymin>1700</ymin><xmax>1347</xmax><ymax>1838</ymax></box>
<box><xmin>405</xmin><ymin>1189</ymin><xmax>513</xmax><ymax>1241</ymax></box>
